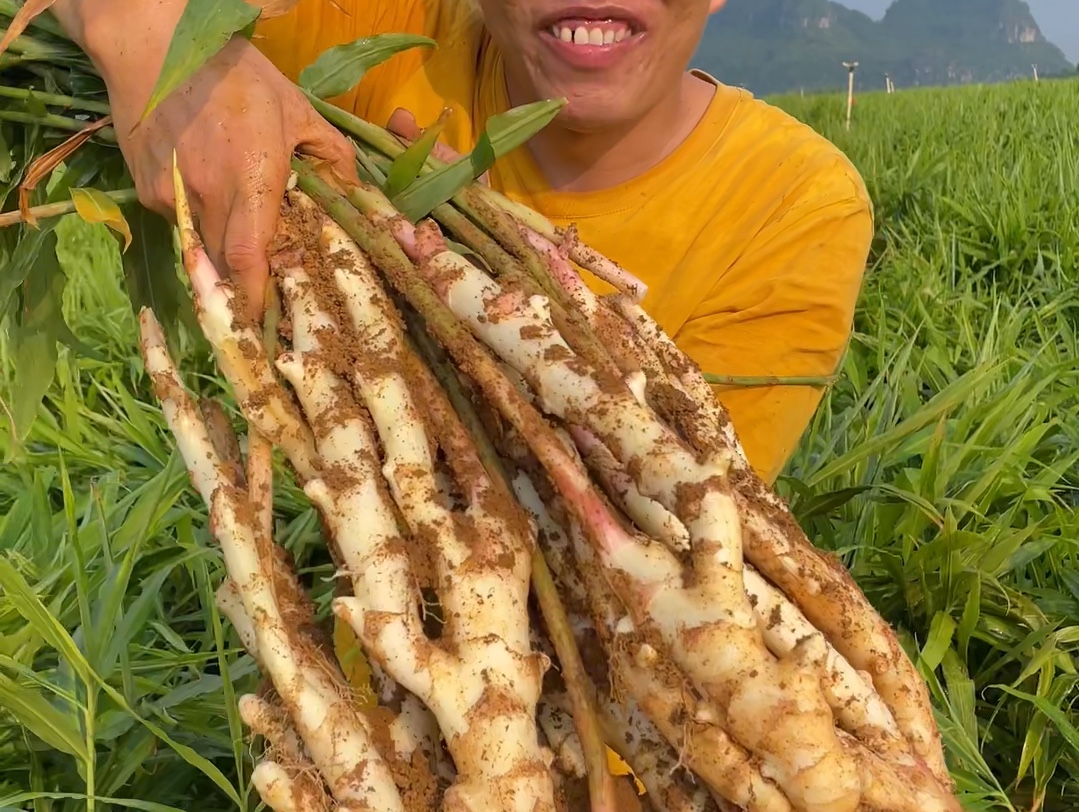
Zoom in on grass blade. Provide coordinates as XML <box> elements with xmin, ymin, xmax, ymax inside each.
<box><xmin>0</xmin><ymin>672</ymin><xmax>86</xmax><ymax>759</ymax></box>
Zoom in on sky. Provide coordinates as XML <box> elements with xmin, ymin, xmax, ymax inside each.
<box><xmin>837</xmin><ymin>0</ymin><xmax>1079</xmax><ymax>62</ymax></box>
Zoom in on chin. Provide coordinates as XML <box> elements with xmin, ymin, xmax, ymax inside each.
<box><xmin>536</xmin><ymin>80</ymin><xmax>644</xmax><ymax>134</ymax></box>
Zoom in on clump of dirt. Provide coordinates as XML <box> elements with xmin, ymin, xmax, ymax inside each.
<box><xmin>367</xmin><ymin>705</ymin><xmax>442</xmax><ymax>811</ymax></box>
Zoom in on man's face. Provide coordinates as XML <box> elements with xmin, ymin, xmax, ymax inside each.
<box><xmin>478</xmin><ymin>0</ymin><xmax>727</xmax><ymax>132</ymax></box>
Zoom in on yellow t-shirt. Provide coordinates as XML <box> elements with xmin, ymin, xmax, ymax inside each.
<box><xmin>254</xmin><ymin>0</ymin><xmax>874</xmax><ymax>783</ymax></box>
<box><xmin>256</xmin><ymin>0</ymin><xmax>874</xmax><ymax>486</ymax></box>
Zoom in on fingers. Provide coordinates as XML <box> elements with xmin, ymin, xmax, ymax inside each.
<box><xmin>297</xmin><ymin>112</ymin><xmax>361</xmax><ymax>186</ymax></box>
<box><xmin>217</xmin><ymin>150</ymin><xmax>290</xmax><ymax>322</ymax></box>
<box><xmin>387</xmin><ymin>107</ymin><xmax>423</xmax><ymax>141</ymax></box>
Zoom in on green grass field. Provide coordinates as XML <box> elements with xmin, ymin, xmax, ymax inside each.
<box><xmin>1</xmin><ymin>77</ymin><xmax>1077</xmax><ymax>812</ymax></box>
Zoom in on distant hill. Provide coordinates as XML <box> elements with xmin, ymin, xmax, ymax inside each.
<box><xmin>691</xmin><ymin>0</ymin><xmax>1075</xmax><ymax>96</ymax></box>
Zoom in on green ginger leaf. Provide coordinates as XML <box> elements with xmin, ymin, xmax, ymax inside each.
<box><xmin>138</xmin><ymin>0</ymin><xmax>261</xmax><ymax>123</ymax></box>
<box><xmin>119</xmin><ymin>202</ymin><xmax>195</xmax><ymax>353</ymax></box>
<box><xmin>299</xmin><ymin>32</ymin><xmax>435</xmax><ymax>100</ymax></box>
<box><xmin>383</xmin><ymin>108</ymin><xmax>449</xmax><ymax>199</ymax></box>
<box><xmin>9</xmin><ymin>229</ymin><xmax>65</xmax><ymax>445</ymax></box>
<box><xmin>392</xmin><ymin>98</ymin><xmax>565</xmax><ymax>222</ymax></box>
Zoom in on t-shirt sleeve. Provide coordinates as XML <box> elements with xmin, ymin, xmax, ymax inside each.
<box><xmin>253</xmin><ymin>0</ymin><xmax>441</xmax><ymax>123</ymax></box>
<box><xmin>674</xmin><ymin>157</ymin><xmax>874</xmax><ymax>485</ymax></box>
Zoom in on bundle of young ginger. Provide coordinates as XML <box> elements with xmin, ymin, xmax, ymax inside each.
<box><xmin>138</xmin><ymin>141</ymin><xmax>963</xmax><ymax>812</ymax></box>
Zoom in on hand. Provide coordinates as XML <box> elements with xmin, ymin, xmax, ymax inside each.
<box><xmin>51</xmin><ymin>0</ymin><xmax>359</xmax><ymax>319</ymax></box>
<box><xmin>113</xmin><ymin>38</ymin><xmax>359</xmax><ymax>317</ymax></box>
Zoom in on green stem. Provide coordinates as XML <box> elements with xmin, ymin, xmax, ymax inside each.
<box><xmin>0</xmin><ymin>27</ymin><xmax>84</xmax><ymax>64</ymax></box>
<box><xmin>84</xmin><ymin>687</ymin><xmax>96</xmax><ymax>812</ymax></box>
<box><xmin>0</xmin><ymin>109</ymin><xmax>116</xmax><ymax>141</ymax></box>
<box><xmin>455</xmin><ymin>185</ymin><xmax>563</xmax><ymax>295</ymax></box>
<box><xmin>305</xmin><ymin>91</ymin><xmax>405</xmax><ymax>157</ymax></box>
<box><xmin>0</xmin><ymin>84</ymin><xmax>110</xmax><ymax>114</ymax></box>
<box><xmin>346</xmin><ymin>167</ymin><xmax>623</xmax><ymax>385</ymax></box>
<box><xmin>316</xmin><ymin>93</ymin><xmax>642</xmax><ymax>297</ymax></box>
<box><xmin>702</xmin><ymin>373</ymin><xmax>839</xmax><ymax>388</ymax></box>
<box><xmin>366</xmin><ymin>150</ymin><xmax>521</xmax><ymax>274</ymax></box>
<box><xmin>0</xmin><ymin>189</ymin><xmax>137</xmax><ymax>227</ymax></box>
<box><xmin>308</xmin><ymin>91</ymin><xmax>556</xmax><ymax>237</ymax></box>
<box><xmin>1</xmin><ymin>28</ymin><xmax>51</xmax><ymax>54</ymax></box>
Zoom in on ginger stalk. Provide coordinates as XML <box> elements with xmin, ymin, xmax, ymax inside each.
<box><xmin>141</xmin><ymin>144</ymin><xmax>961</xmax><ymax>812</ymax></box>
<box><xmin>140</xmin><ymin>308</ymin><xmax>405</xmax><ymax>812</ymax></box>
<box><xmin>402</xmin><ymin>302</ymin><xmax>622</xmax><ymax>812</ymax></box>
<box><xmin>514</xmin><ymin>473</ymin><xmax>718</xmax><ymax>812</ymax></box>
<box><xmin>605</xmin><ymin>295</ymin><xmax>950</xmax><ymax>784</ymax></box>
<box><xmin>360</xmin><ymin>174</ymin><xmax>959</xmax><ymax>811</ymax></box>
<box><xmin>246</xmin><ymin>283</ymin><xmax>284</xmax><ymax>543</ymax></box>
<box><xmin>342</xmin><ymin>181</ymin><xmax>629</xmax><ymax>392</ymax></box>
<box><xmin>272</xmin><ymin>190</ymin><xmax>555</xmax><ymax>812</ymax></box>
<box><xmin>349</xmin><ymin>162</ymin><xmax>630</xmax><ymax>810</ymax></box>
<box><xmin>379</xmin><ymin>211</ymin><xmax>858</xmax><ymax>811</ymax></box>
<box><xmin>291</xmin><ymin>161</ymin><xmax>839</xmax><ymax>809</ymax></box>
<box><xmin>510</xmin><ymin>462</ymin><xmax>789</xmax><ymax>812</ymax></box>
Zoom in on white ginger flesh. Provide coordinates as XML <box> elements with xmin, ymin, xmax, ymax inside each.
<box><xmin>370</xmin><ymin>208</ymin><xmax>960</xmax><ymax>812</ymax></box>
<box><xmin>514</xmin><ymin>474</ymin><xmax>715</xmax><ymax>812</ymax></box>
<box><xmin>568</xmin><ymin>425</ymin><xmax>908</xmax><ymax>763</ymax></box>
<box><xmin>240</xmin><ymin>693</ymin><xmax>332</xmax><ymax>812</ymax></box>
<box><xmin>269</xmin><ymin>194</ymin><xmax>556</xmax><ymax>812</ymax></box>
<box><xmin>140</xmin><ymin>308</ymin><xmax>405</xmax><ymax>812</ymax></box>
<box><xmin>511</xmin><ymin>457</ymin><xmax>788</xmax><ymax>812</ymax></box>
<box><xmin>140</xmin><ymin>157</ymin><xmax>961</xmax><ymax>812</ymax></box>
<box><xmin>605</xmin><ymin>293</ymin><xmax>949</xmax><ymax>785</ymax></box>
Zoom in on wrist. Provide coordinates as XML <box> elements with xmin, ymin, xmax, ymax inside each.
<box><xmin>52</xmin><ymin>0</ymin><xmax>189</xmax><ymax>103</ymax></box>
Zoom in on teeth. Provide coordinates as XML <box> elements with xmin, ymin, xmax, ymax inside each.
<box><xmin>550</xmin><ymin>23</ymin><xmax>632</xmax><ymax>46</ymax></box>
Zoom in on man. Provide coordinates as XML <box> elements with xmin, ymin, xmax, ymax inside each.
<box><xmin>51</xmin><ymin>0</ymin><xmax>874</xmax><ymax>786</ymax></box>
<box><xmin>53</xmin><ymin>0</ymin><xmax>873</xmax><ymax>488</ymax></box>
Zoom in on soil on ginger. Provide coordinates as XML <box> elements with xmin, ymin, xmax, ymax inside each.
<box><xmin>265</xmin><ymin>198</ymin><xmax>445</xmax><ymax>810</ymax></box>
<box><xmin>368</xmin><ymin>705</ymin><xmax>442</xmax><ymax>811</ymax></box>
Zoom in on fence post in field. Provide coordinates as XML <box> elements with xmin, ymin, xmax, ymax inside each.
<box><xmin>842</xmin><ymin>61</ymin><xmax>859</xmax><ymax>129</ymax></box>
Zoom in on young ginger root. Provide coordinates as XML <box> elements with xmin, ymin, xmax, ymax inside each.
<box><xmin>138</xmin><ymin>154</ymin><xmax>962</xmax><ymax>812</ymax></box>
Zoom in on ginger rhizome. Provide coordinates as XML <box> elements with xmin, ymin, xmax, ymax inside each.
<box><xmin>138</xmin><ymin>154</ymin><xmax>961</xmax><ymax>812</ymax></box>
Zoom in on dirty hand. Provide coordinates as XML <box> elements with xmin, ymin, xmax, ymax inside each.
<box><xmin>55</xmin><ymin>0</ymin><xmax>358</xmax><ymax>318</ymax></box>
<box><xmin>122</xmin><ymin>39</ymin><xmax>359</xmax><ymax>316</ymax></box>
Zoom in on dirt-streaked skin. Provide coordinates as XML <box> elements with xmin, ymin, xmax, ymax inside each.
<box><xmin>140</xmin><ymin>158</ymin><xmax>961</xmax><ymax>812</ymax></box>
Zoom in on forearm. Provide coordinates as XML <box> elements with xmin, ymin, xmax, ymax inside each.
<box><xmin>50</xmin><ymin>0</ymin><xmax>188</xmax><ymax>99</ymax></box>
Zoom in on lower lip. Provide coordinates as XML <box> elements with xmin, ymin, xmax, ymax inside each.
<box><xmin>539</xmin><ymin>31</ymin><xmax>644</xmax><ymax>70</ymax></box>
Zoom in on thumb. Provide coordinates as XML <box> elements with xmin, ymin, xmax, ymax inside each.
<box><xmin>387</xmin><ymin>107</ymin><xmax>423</xmax><ymax>142</ymax></box>
<box><xmin>298</xmin><ymin>114</ymin><xmax>361</xmax><ymax>186</ymax></box>
<box><xmin>388</xmin><ymin>107</ymin><xmax>462</xmax><ymax>163</ymax></box>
